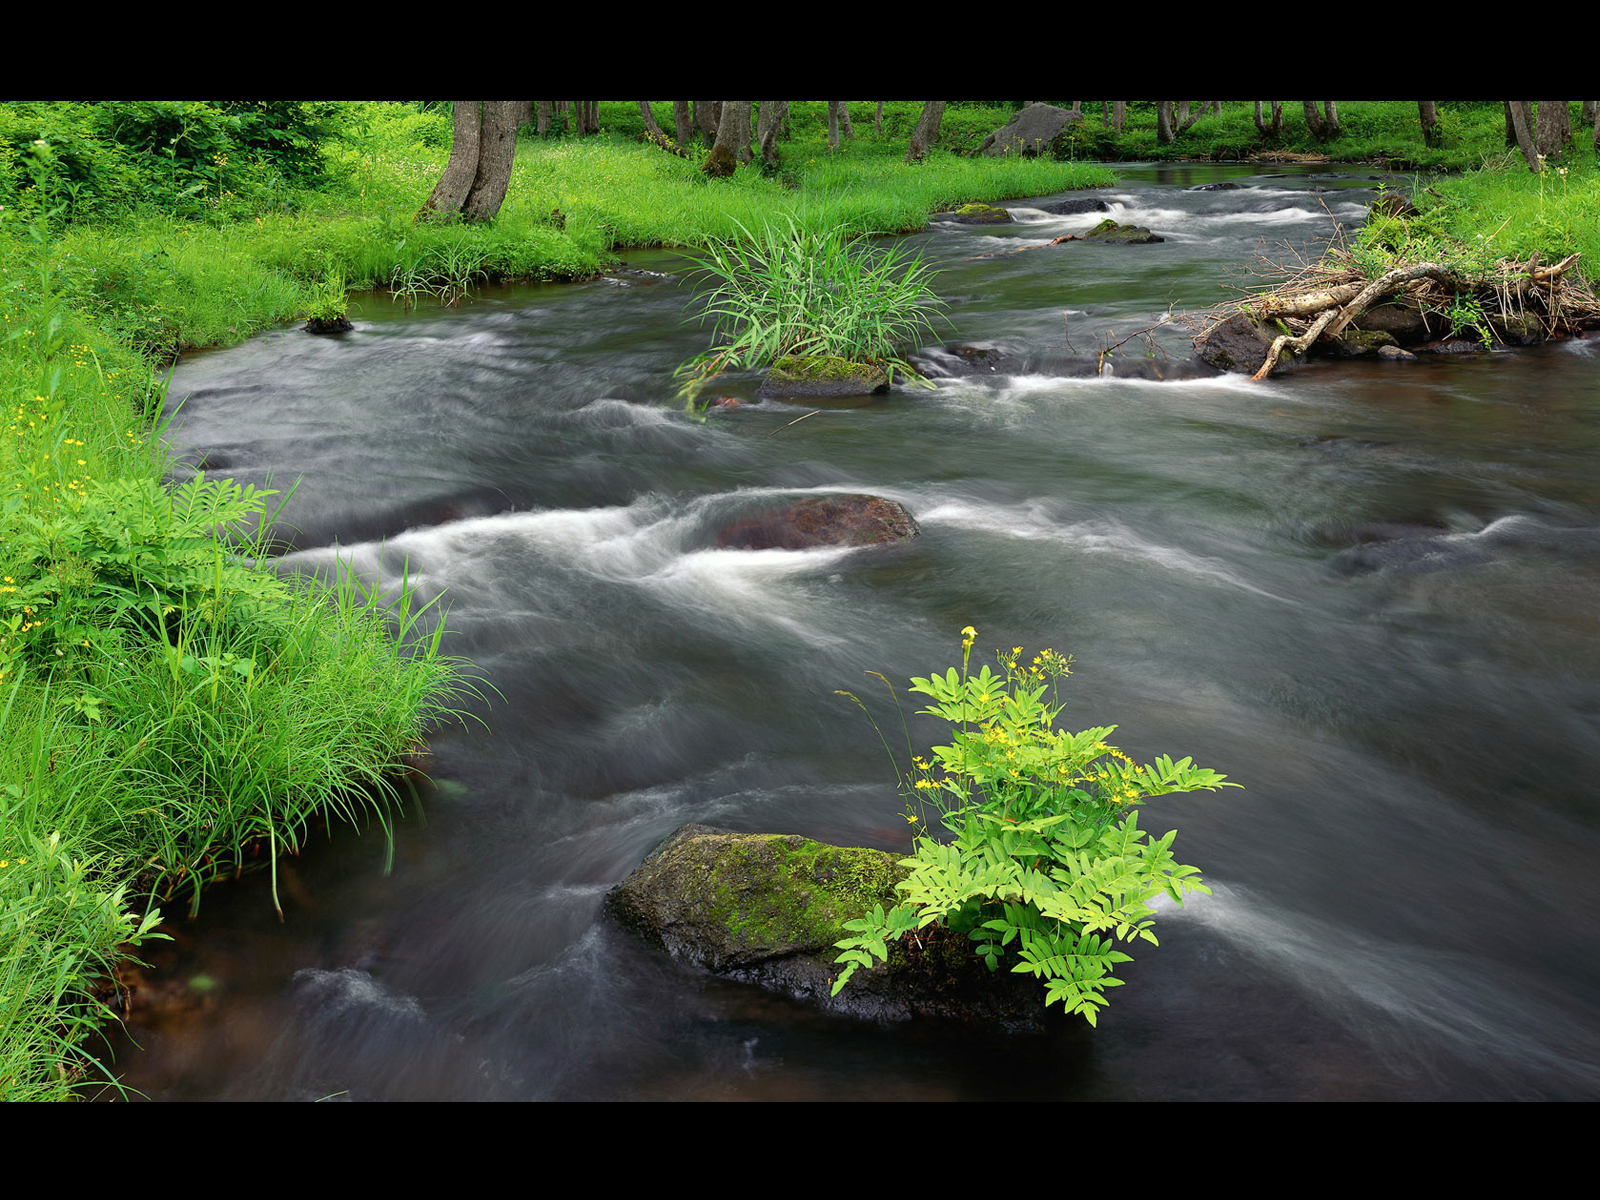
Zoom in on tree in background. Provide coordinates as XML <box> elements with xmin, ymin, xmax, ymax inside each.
<box><xmin>905</xmin><ymin>101</ymin><xmax>946</xmax><ymax>163</ymax></box>
<box><xmin>418</xmin><ymin>101</ymin><xmax>518</xmax><ymax>223</ymax></box>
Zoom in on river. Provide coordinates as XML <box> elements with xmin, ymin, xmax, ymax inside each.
<box><xmin>106</xmin><ymin>163</ymin><xmax>1600</xmax><ymax>1100</ymax></box>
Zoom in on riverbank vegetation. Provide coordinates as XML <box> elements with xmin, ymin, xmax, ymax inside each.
<box><xmin>2</xmin><ymin>99</ymin><xmax>1593</xmax><ymax>1096</ymax></box>
<box><xmin>0</xmin><ymin>100</ymin><xmax>1114</xmax><ymax>1099</ymax></box>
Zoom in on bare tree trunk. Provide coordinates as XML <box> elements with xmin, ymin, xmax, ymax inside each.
<box><xmin>694</xmin><ymin>101</ymin><xmax>719</xmax><ymax>147</ymax></box>
<box><xmin>703</xmin><ymin>100</ymin><xmax>749</xmax><ymax>176</ymax></box>
<box><xmin>536</xmin><ymin>100</ymin><xmax>552</xmax><ymax>137</ymax></box>
<box><xmin>1067</xmin><ymin>101</ymin><xmax>1082</xmax><ymax>118</ymax></box>
<box><xmin>874</xmin><ymin>101</ymin><xmax>884</xmax><ymax>135</ymax></box>
<box><xmin>828</xmin><ymin>100</ymin><xmax>842</xmax><ymax>150</ymax></box>
<box><xmin>1156</xmin><ymin>101</ymin><xmax>1175</xmax><ymax>144</ymax></box>
<box><xmin>1112</xmin><ymin>101</ymin><xmax>1125</xmax><ymax>133</ymax></box>
<box><xmin>1177</xmin><ymin>101</ymin><xmax>1205</xmax><ymax>134</ymax></box>
<box><xmin>1303</xmin><ymin>101</ymin><xmax>1339</xmax><ymax>139</ymax></box>
<box><xmin>673</xmin><ymin>101</ymin><xmax>694</xmax><ymax>147</ymax></box>
<box><xmin>838</xmin><ymin>102</ymin><xmax>853</xmax><ymax>138</ymax></box>
<box><xmin>776</xmin><ymin>101</ymin><xmax>790</xmax><ymax>139</ymax></box>
<box><xmin>1535</xmin><ymin>100</ymin><xmax>1572</xmax><ymax>161</ymax></box>
<box><xmin>420</xmin><ymin>100</ymin><xmax>484</xmax><ymax>220</ymax></box>
<box><xmin>1418</xmin><ymin>100</ymin><xmax>1440</xmax><ymax>147</ymax></box>
<box><xmin>1254</xmin><ymin>100</ymin><xmax>1283</xmax><ymax>138</ymax></box>
<box><xmin>1507</xmin><ymin>101</ymin><xmax>1540</xmax><ymax>171</ymax></box>
<box><xmin>905</xmin><ymin>100</ymin><xmax>946</xmax><ymax>163</ymax></box>
<box><xmin>1503</xmin><ymin>101</ymin><xmax>1519</xmax><ymax>147</ymax></box>
<box><xmin>757</xmin><ymin>101</ymin><xmax>781</xmax><ymax>167</ymax></box>
<box><xmin>637</xmin><ymin>101</ymin><xmax>665</xmax><ymax>138</ymax></box>
<box><xmin>513</xmin><ymin>100</ymin><xmax>535</xmax><ymax>130</ymax></box>
<box><xmin>461</xmin><ymin>100</ymin><xmax>518</xmax><ymax>222</ymax></box>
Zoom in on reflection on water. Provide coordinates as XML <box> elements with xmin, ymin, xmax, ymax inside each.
<box><xmin>106</xmin><ymin>165</ymin><xmax>1600</xmax><ymax>1101</ymax></box>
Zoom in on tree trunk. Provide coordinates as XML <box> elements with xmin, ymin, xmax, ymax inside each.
<box><xmin>874</xmin><ymin>101</ymin><xmax>884</xmax><ymax>135</ymax></box>
<box><xmin>838</xmin><ymin>102</ymin><xmax>853</xmax><ymax>138</ymax></box>
<box><xmin>756</xmin><ymin>101</ymin><xmax>782</xmax><ymax>167</ymax></box>
<box><xmin>673</xmin><ymin>101</ymin><xmax>694</xmax><ymax>147</ymax></box>
<box><xmin>694</xmin><ymin>101</ymin><xmax>719</xmax><ymax>147</ymax></box>
<box><xmin>828</xmin><ymin>100</ymin><xmax>842</xmax><ymax>150</ymax></box>
<box><xmin>1503</xmin><ymin>101</ymin><xmax>1518</xmax><ymax>148</ymax></box>
<box><xmin>637</xmin><ymin>101</ymin><xmax>665</xmax><ymax>138</ymax></box>
<box><xmin>1254</xmin><ymin>100</ymin><xmax>1283</xmax><ymax>138</ymax></box>
<box><xmin>1303</xmin><ymin>101</ymin><xmax>1339</xmax><ymax>139</ymax></box>
<box><xmin>1111</xmin><ymin>101</ymin><xmax>1125</xmax><ymax>133</ymax></box>
<box><xmin>536</xmin><ymin>100</ymin><xmax>552</xmax><ymax>137</ymax></box>
<box><xmin>1418</xmin><ymin>100</ymin><xmax>1440</xmax><ymax>147</ymax></box>
<box><xmin>419</xmin><ymin>100</ymin><xmax>484</xmax><ymax>220</ymax></box>
<box><xmin>703</xmin><ymin>100</ymin><xmax>749</xmax><ymax>176</ymax></box>
<box><xmin>905</xmin><ymin>101</ymin><xmax>946</xmax><ymax>163</ymax></box>
<box><xmin>461</xmin><ymin>100</ymin><xmax>519</xmax><ymax>223</ymax></box>
<box><xmin>1534</xmin><ymin>100</ymin><xmax>1572</xmax><ymax>161</ymax></box>
<box><xmin>1156</xmin><ymin>101</ymin><xmax>1175</xmax><ymax>144</ymax></box>
<box><xmin>1507</xmin><ymin>101</ymin><xmax>1540</xmax><ymax>171</ymax></box>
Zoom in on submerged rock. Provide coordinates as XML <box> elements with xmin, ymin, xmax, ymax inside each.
<box><xmin>604</xmin><ymin>824</ymin><xmax>1045</xmax><ymax>1026</ymax></box>
<box><xmin>715</xmin><ymin>493</ymin><xmax>919</xmax><ymax>551</ymax></box>
<box><xmin>1036</xmin><ymin>197</ymin><xmax>1110</xmax><ymax>215</ymax></box>
<box><xmin>757</xmin><ymin>354</ymin><xmax>889</xmax><ymax>401</ymax></box>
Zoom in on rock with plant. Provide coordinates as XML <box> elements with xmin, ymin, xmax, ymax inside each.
<box><xmin>832</xmin><ymin>629</ymin><xmax>1236</xmax><ymax>1026</ymax></box>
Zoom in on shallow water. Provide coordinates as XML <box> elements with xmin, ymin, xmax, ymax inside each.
<box><xmin>107</xmin><ymin>164</ymin><xmax>1600</xmax><ymax>1101</ymax></box>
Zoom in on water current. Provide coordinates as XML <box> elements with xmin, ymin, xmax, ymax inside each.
<box><xmin>107</xmin><ymin>163</ymin><xmax>1600</xmax><ymax>1100</ymax></box>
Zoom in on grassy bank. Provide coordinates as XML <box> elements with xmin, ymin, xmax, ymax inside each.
<box><xmin>0</xmin><ymin>101</ymin><xmax>1113</xmax><ymax>1099</ymax></box>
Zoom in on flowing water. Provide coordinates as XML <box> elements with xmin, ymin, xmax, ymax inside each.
<box><xmin>107</xmin><ymin>164</ymin><xmax>1600</xmax><ymax>1100</ymax></box>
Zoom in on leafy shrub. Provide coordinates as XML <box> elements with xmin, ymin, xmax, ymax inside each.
<box><xmin>833</xmin><ymin>629</ymin><xmax>1236</xmax><ymax>1025</ymax></box>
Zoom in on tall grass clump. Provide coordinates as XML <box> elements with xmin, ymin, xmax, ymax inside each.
<box><xmin>676</xmin><ymin>218</ymin><xmax>946</xmax><ymax>394</ymax></box>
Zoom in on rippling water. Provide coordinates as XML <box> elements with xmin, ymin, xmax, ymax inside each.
<box><xmin>106</xmin><ymin>164</ymin><xmax>1600</xmax><ymax>1101</ymax></box>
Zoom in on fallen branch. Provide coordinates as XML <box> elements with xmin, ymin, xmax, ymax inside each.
<box><xmin>1252</xmin><ymin>261</ymin><xmax>1461</xmax><ymax>380</ymax></box>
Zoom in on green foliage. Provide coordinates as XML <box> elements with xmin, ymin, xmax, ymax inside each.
<box><xmin>0</xmin><ymin>829</ymin><xmax>164</xmax><ymax>1100</ymax></box>
<box><xmin>833</xmin><ymin>630</ymin><xmax>1236</xmax><ymax>1024</ymax></box>
<box><xmin>675</xmin><ymin>218</ymin><xmax>946</xmax><ymax>395</ymax></box>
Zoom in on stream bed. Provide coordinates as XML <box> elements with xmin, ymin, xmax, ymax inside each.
<box><xmin>106</xmin><ymin>164</ymin><xmax>1600</xmax><ymax>1100</ymax></box>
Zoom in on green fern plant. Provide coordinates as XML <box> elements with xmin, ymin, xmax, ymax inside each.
<box><xmin>833</xmin><ymin>629</ymin><xmax>1237</xmax><ymax>1025</ymax></box>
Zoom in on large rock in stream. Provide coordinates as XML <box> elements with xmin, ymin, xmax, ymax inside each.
<box><xmin>715</xmin><ymin>493</ymin><xmax>919</xmax><ymax>551</ymax></box>
<box><xmin>603</xmin><ymin>824</ymin><xmax>1046</xmax><ymax>1026</ymax></box>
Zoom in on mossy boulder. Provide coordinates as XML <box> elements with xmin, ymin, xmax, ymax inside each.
<box><xmin>947</xmin><ymin>202</ymin><xmax>1011</xmax><ymax>225</ymax></box>
<box><xmin>757</xmin><ymin>354</ymin><xmax>889</xmax><ymax>401</ymax></box>
<box><xmin>604</xmin><ymin>824</ymin><xmax>1046</xmax><ymax>1025</ymax></box>
<box><xmin>976</xmin><ymin>103</ymin><xmax>1084</xmax><ymax>158</ymax></box>
<box><xmin>1080</xmin><ymin>218</ymin><xmax>1163</xmax><ymax>244</ymax></box>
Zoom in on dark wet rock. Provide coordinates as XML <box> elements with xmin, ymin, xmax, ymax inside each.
<box><xmin>913</xmin><ymin>343</ymin><xmax>1008</xmax><ymax>378</ymax></box>
<box><xmin>1414</xmin><ymin>338</ymin><xmax>1490</xmax><ymax>355</ymax></box>
<box><xmin>1036</xmin><ymin>197</ymin><xmax>1110</xmax><ymax>215</ymax></box>
<box><xmin>1331</xmin><ymin>534</ymin><xmax>1493</xmax><ymax>576</ymax></box>
<box><xmin>1080</xmin><ymin>218</ymin><xmax>1163</xmax><ymax>244</ymax></box>
<box><xmin>914</xmin><ymin>344</ymin><xmax>1217</xmax><ymax>382</ymax></box>
<box><xmin>715</xmin><ymin>493</ymin><xmax>919</xmax><ymax>551</ymax></box>
<box><xmin>757</xmin><ymin>355</ymin><xmax>889</xmax><ymax>401</ymax></box>
<box><xmin>1189</xmin><ymin>181</ymin><xmax>1243</xmax><ymax>191</ymax></box>
<box><xmin>1324</xmin><ymin>328</ymin><xmax>1400</xmax><ymax>358</ymax></box>
<box><xmin>1353</xmin><ymin>301</ymin><xmax>1448</xmax><ymax>346</ymax></box>
<box><xmin>604</xmin><ymin>824</ymin><xmax>1046</xmax><ymax>1027</ymax></box>
<box><xmin>977</xmin><ymin>103</ymin><xmax>1085</xmax><ymax>159</ymax></box>
<box><xmin>1492</xmin><ymin>313</ymin><xmax>1546</xmax><ymax>346</ymax></box>
<box><xmin>944</xmin><ymin>202</ymin><xmax>1012</xmax><ymax>225</ymax></box>
<box><xmin>1195</xmin><ymin>313</ymin><xmax>1277</xmax><ymax>374</ymax></box>
<box><xmin>1016</xmin><ymin>352</ymin><xmax>1218</xmax><ymax>381</ymax></box>
<box><xmin>304</xmin><ymin>316</ymin><xmax>353</xmax><ymax>335</ymax></box>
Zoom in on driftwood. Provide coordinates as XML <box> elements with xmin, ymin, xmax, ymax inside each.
<box><xmin>1251</xmin><ymin>261</ymin><xmax>1461</xmax><ymax>379</ymax></box>
<box><xmin>1194</xmin><ymin>238</ymin><xmax>1598</xmax><ymax>380</ymax></box>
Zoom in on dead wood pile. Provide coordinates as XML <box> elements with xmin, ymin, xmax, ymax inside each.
<box><xmin>1190</xmin><ymin>246</ymin><xmax>1599</xmax><ymax>379</ymax></box>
